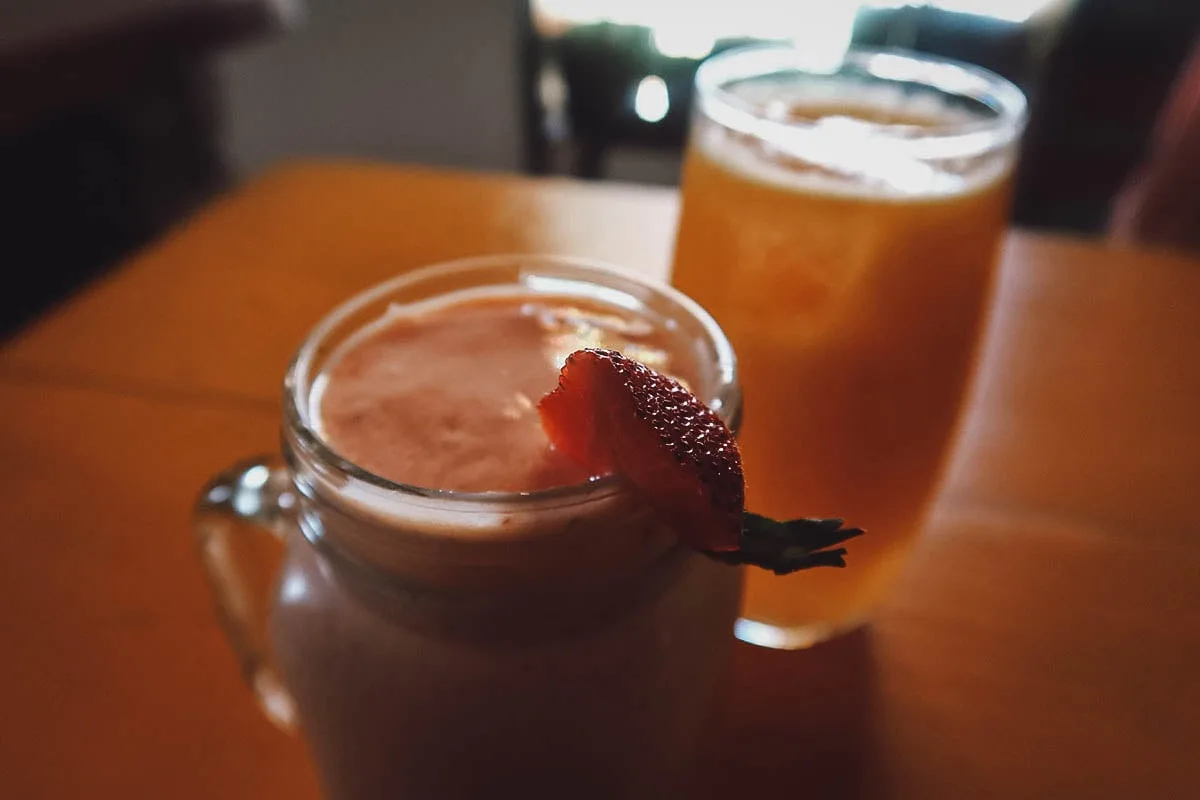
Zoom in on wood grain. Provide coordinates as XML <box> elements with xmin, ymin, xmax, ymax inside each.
<box><xmin>0</xmin><ymin>161</ymin><xmax>679</xmax><ymax>404</ymax></box>
<box><xmin>1</xmin><ymin>163</ymin><xmax>1197</xmax><ymax>798</ymax></box>
<box><xmin>0</xmin><ymin>379</ymin><xmax>317</xmax><ymax>799</ymax></box>
<box><xmin>945</xmin><ymin>234</ymin><xmax>1200</xmax><ymax>538</ymax></box>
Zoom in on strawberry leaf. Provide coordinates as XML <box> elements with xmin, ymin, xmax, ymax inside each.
<box><xmin>704</xmin><ymin>513</ymin><xmax>864</xmax><ymax>575</ymax></box>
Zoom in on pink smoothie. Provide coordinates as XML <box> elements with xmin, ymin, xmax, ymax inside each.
<box><xmin>270</xmin><ymin>284</ymin><xmax>738</xmax><ymax>800</ymax></box>
<box><xmin>315</xmin><ymin>290</ymin><xmax>701</xmax><ymax>492</ymax></box>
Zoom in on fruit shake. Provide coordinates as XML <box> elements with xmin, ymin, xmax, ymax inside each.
<box><xmin>197</xmin><ymin>256</ymin><xmax>855</xmax><ymax>799</ymax></box>
<box><xmin>267</xmin><ymin>259</ymin><xmax>744</xmax><ymax>799</ymax></box>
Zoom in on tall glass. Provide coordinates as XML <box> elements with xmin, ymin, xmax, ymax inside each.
<box><xmin>671</xmin><ymin>46</ymin><xmax>1026</xmax><ymax>649</ymax></box>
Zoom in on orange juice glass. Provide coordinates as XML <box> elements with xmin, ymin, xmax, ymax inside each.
<box><xmin>672</xmin><ymin>47</ymin><xmax>1026</xmax><ymax>649</ymax></box>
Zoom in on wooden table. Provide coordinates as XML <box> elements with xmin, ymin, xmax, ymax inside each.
<box><xmin>2</xmin><ymin>162</ymin><xmax>1197</xmax><ymax>798</ymax></box>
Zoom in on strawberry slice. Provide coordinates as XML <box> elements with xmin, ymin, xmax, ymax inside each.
<box><xmin>539</xmin><ymin>349</ymin><xmax>863</xmax><ymax>574</ymax></box>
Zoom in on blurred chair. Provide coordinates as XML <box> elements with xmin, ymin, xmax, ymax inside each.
<box><xmin>519</xmin><ymin>1</ymin><xmax>1049</xmax><ymax>182</ymax></box>
<box><xmin>519</xmin><ymin>3</ymin><xmax>717</xmax><ymax>180</ymax></box>
<box><xmin>0</xmin><ymin>0</ymin><xmax>297</xmax><ymax>337</ymax></box>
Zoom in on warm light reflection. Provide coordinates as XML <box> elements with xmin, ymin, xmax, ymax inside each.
<box><xmin>281</xmin><ymin>572</ymin><xmax>308</xmax><ymax>603</ymax></box>
<box><xmin>241</xmin><ymin>464</ymin><xmax>271</xmax><ymax>490</ymax></box>
<box><xmin>634</xmin><ymin>76</ymin><xmax>670</xmax><ymax>123</ymax></box>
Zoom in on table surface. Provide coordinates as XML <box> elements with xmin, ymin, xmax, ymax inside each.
<box><xmin>2</xmin><ymin>162</ymin><xmax>1198</xmax><ymax>798</ymax></box>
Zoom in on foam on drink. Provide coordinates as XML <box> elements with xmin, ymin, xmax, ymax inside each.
<box><xmin>301</xmin><ymin>284</ymin><xmax>702</xmax><ymax>541</ymax></box>
<box><xmin>697</xmin><ymin>80</ymin><xmax>1010</xmax><ymax>200</ymax></box>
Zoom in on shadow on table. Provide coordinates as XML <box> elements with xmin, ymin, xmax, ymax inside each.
<box><xmin>703</xmin><ymin>627</ymin><xmax>880</xmax><ymax>798</ymax></box>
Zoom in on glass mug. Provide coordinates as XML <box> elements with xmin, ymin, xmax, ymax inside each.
<box><xmin>194</xmin><ymin>256</ymin><xmax>744</xmax><ymax>799</ymax></box>
<box><xmin>672</xmin><ymin>46</ymin><xmax>1027</xmax><ymax>649</ymax></box>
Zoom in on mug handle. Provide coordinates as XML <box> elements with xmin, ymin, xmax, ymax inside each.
<box><xmin>194</xmin><ymin>455</ymin><xmax>299</xmax><ymax>733</ymax></box>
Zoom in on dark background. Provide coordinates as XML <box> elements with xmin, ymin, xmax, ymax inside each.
<box><xmin>2</xmin><ymin>0</ymin><xmax>1198</xmax><ymax>336</ymax></box>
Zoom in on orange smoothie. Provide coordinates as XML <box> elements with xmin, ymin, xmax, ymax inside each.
<box><xmin>673</xmin><ymin>91</ymin><xmax>1017</xmax><ymax>643</ymax></box>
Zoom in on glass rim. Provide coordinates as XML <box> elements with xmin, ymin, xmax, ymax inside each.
<box><xmin>694</xmin><ymin>44</ymin><xmax>1028</xmax><ymax>159</ymax></box>
<box><xmin>283</xmin><ymin>253</ymin><xmax>741</xmax><ymax>509</ymax></box>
